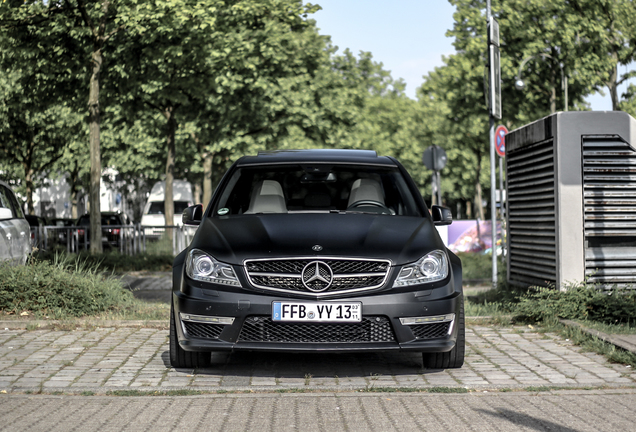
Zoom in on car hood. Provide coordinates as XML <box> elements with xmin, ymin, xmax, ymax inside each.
<box><xmin>189</xmin><ymin>214</ymin><xmax>445</xmax><ymax>266</ymax></box>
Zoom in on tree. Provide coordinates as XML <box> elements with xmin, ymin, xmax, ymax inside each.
<box><xmin>0</xmin><ymin>12</ymin><xmax>84</xmax><ymax>214</ymax></box>
<box><xmin>566</xmin><ymin>0</ymin><xmax>636</xmax><ymax>110</ymax></box>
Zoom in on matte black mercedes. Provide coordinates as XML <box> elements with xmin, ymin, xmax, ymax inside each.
<box><xmin>171</xmin><ymin>149</ymin><xmax>464</xmax><ymax>369</ymax></box>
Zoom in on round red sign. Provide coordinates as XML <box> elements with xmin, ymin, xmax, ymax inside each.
<box><xmin>495</xmin><ymin>125</ymin><xmax>508</xmax><ymax>157</ymax></box>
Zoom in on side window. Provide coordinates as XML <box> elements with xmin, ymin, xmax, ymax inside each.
<box><xmin>0</xmin><ymin>186</ymin><xmax>17</xmax><ymax>218</ymax></box>
<box><xmin>6</xmin><ymin>187</ymin><xmax>24</xmax><ymax>219</ymax></box>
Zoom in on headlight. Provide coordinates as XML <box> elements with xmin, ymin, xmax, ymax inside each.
<box><xmin>185</xmin><ymin>249</ymin><xmax>241</xmax><ymax>286</ymax></box>
<box><xmin>393</xmin><ymin>250</ymin><xmax>449</xmax><ymax>287</ymax></box>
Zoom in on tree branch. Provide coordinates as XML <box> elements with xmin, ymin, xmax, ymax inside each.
<box><xmin>76</xmin><ymin>0</ymin><xmax>97</xmax><ymax>39</ymax></box>
<box><xmin>617</xmin><ymin>70</ymin><xmax>636</xmax><ymax>86</ymax></box>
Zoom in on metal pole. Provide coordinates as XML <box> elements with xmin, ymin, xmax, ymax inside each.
<box><xmin>431</xmin><ymin>172</ymin><xmax>438</xmax><ymax>206</ymax></box>
<box><xmin>489</xmin><ymin>121</ymin><xmax>497</xmax><ymax>288</ymax></box>
<box><xmin>499</xmin><ymin>156</ymin><xmax>505</xmax><ymax>261</ymax></box>
<box><xmin>487</xmin><ymin>0</ymin><xmax>497</xmax><ymax>289</ymax></box>
<box><xmin>564</xmin><ymin>74</ymin><xmax>568</xmax><ymax>112</ymax></box>
<box><xmin>431</xmin><ymin>145</ymin><xmax>438</xmax><ymax>206</ymax></box>
<box><xmin>436</xmin><ymin>171</ymin><xmax>442</xmax><ymax>206</ymax></box>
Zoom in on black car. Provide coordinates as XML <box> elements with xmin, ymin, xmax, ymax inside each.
<box><xmin>76</xmin><ymin>211</ymin><xmax>133</xmax><ymax>249</ymax></box>
<box><xmin>25</xmin><ymin>214</ymin><xmax>49</xmax><ymax>249</ymax></box>
<box><xmin>171</xmin><ymin>149</ymin><xmax>464</xmax><ymax>369</ymax></box>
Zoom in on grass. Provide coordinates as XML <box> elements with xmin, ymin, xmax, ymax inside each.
<box><xmin>0</xmin><ymin>255</ymin><xmax>170</xmax><ymax>321</ymax></box>
<box><xmin>33</xmin><ymin>248</ymin><xmax>174</xmax><ymax>274</ymax></box>
<box><xmin>538</xmin><ymin>317</ymin><xmax>636</xmax><ymax>368</ymax></box>
<box><xmin>568</xmin><ymin>320</ymin><xmax>636</xmax><ymax>335</ymax></box>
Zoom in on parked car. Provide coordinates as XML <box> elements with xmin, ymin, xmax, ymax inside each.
<box><xmin>50</xmin><ymin>217</ymin><xmax>76</xmax><ymax>245</ymax></box>
<box><xmin>25</xmin><ymin>214</ymin><xmax>49</xmax><ymax>249</ymax></box>
<box><xmin>0</xmin><ymin>180</ymin><xmax>31</xmax><ymax>265</ymax></box>
<box><xmin>141</xmin><ymin>180</ymin><xmax>193</xmax><ymax>239</ymax></box>
<box><xmin>76</xmin><ymin>211</ymin><xmax>134</xmax><ymax>249</ymax></box>
<box><xmin>170</xmin><ymin>149</ymin><xmax>464</xmax><ymax>369</ymax></box>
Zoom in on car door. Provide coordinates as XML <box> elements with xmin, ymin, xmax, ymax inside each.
<box><xmin>0</xmin><ymin>184</ymin><xmax>30</xmax><ymax>264</ymax></box>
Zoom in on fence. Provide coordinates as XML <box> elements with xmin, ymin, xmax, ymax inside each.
<box><xmin>30</xmin><ymin>224</ymin><xmax>196</xmax><ymax>256</ymax></box>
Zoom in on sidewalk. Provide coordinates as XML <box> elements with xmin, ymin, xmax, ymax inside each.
<box><xmin>0</xmin><ymin>323</ymin><xmax>634</xmax><ymax>394</ymax></box>
<box><xmin>2</xmin><ymin>389</ymin><xmax>636</xmax><ymax>432</ymax></box>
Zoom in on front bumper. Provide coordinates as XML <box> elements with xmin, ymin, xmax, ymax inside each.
<box><xmin>173</xmin><ymin>275</ymin><xmax>462</xmax><ymax>354</ymax></box>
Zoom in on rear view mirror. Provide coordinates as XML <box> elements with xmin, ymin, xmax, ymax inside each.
<box><xmin>0</xmin><ymin>208</ymin><xmax>12</xmax><ymax>220</ymax></box>
<box><xmin>182</xmin><ymin>204</ymin><xmax>203</xmax><ymax>226</ymax></box>
<box><xmin>431</xmin><ymin>205</ymin><xmax>452</xmax><ymax>226</ymax></box>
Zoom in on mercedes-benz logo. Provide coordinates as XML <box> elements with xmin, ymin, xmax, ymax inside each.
<box><xmin>301</xmin><ymin>261</ymin><xmax>333</xmax><ymax>292</ymax></box>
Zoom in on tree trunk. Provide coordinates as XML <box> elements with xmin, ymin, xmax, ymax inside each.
<box><xmin>193</xmin><ymin>182</ymin><xmax>202</xmax><ymax>206</ymax></box>
<box><xmin>89</xmin><ymin>48</ymin><xmax>103</xmax><ymax>254</ymax></box>
<box><xmin>474</xmin><ymin>150</ymin><xmax>485</xmax><ymax>220</ymax></box>
<box><xmin>475</xmin><ymin>182</ymin><xmax>485</xmax><ymax>220</ymax></box>
<box><xmin>550</xmin><ymin>83</ymin><xmax>557</xmax><ymax>114</ymax></box>
<box><xmin>607</xmin><ymin>57</ymin><xmax>619</xmax><ymax>110</ymax></box>
<box><xmin>25</xmin><ymin>168</ymin><xmax>34</xmax><ymax>215</ymax></box>
<box><xmin>164</xmin><ymin>107</ymin><xmax>177</xmax><ymax>241</ymax></box>
<box><xmin>202</xmin><ymin>150</ymin><xmax>213</xmax><ymax>209</ymax></box>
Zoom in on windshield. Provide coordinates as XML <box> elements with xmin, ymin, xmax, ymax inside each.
<box><xmin>213</xmin><ymin>164</ymin><xmax>422</xmax><ymax>217</ymax></box>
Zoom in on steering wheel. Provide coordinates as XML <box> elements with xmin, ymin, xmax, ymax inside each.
<box><xmin>347</xmin><ymin>200</ymin><xmax>391</xmax><ymax>212</ymax></box>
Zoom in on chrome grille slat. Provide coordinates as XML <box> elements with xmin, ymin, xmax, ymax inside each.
<box><xmin>244</xmin><ymin>257</ymin><xmax>391</xmax><ymax>296</ymax></box>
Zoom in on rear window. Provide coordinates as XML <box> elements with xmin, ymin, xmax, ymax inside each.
<box><xmin>147</xmin><ymin>201</ymin><xmax>190</xmax><ymax>215</ymax></box>
<box><xmin>213</xmin><ymin>164</ymin><xmax>422</xmax><ymax>217</ymax></box>
<box><xmin>77</xmin><ymin>215</ymin><xmax>125</xmax><ymax>226</ymax></box>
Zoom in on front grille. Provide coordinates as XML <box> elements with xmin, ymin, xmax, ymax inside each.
<box><xmin>410</xmin><ymin>322</ymin><xmax>451</xmax><ymax>340</ymax></box>
<box><xmin>244</xmin><ymin>258</ymin><xmax>391</xmax><ymax>296</ymax></box>
<box><xmin>238</xmin><ymin>316</ymin><xmax>395</xmax><ymax>343</ymax></box>
<box><xmin>183</xmin><ymin>321</ymin><xmax>225</xmax><ymax>339</ymax></box>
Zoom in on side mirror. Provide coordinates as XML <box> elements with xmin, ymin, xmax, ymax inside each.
<box><xmin>182</xmin><ymin>204</ymin><xmax>203</xmax><ymax>226</ymax></box>
<box><xmin>0</xmin><ymin>208</ymin><xmax>13</xmax><ymax>220</ymax></box>
<box><xmin>431</xmin><ymin>205</ymin><xmax>452</xmax><ymax>226</ymax></box>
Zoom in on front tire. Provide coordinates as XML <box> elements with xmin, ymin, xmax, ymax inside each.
<box><xmin>422</xmin><ymin>297</ymin><xmax>465</xmax><ymax>369</ymax></box>
<box><xmin>169</xmin><ymin>302</ymin><xmax>211</xmax><ymax>368</ymax></box>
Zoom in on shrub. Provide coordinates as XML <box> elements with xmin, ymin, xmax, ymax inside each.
<box><xmin>456</xmin><ymin>252</ymin><xmax>507</xmax><ymax>281</ymax></box>
<box><xmin>513</xmin><ymin>282</ymin><xmax>636</xmax><ymax>325</ymax></box>
<box><xmin>0</xmin><ymin>256</ymin><xmax>135</xmax><ymax>318</ymax></box>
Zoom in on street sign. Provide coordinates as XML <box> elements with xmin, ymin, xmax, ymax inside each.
<box><xmin>488</xmin><ymin>17</ymin><xmax>501</xmax><ymax>120</ymax></box>
<box><xmin>422</xmin><ymin>145</ymin><xmax>447</xmax><ymax>171</ymax></box>
<box><xmin>495</xmin><ymin>125</ymin><xmax>508</xmax><ymax>157</ymax></box>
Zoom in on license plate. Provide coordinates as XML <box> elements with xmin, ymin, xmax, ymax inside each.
<box><xmin>272</xmin><ymin>302</ymin><xmax>362</xmax><ymax>323</ymax></box>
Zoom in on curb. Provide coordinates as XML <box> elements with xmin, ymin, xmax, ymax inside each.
<box><xmin>560</xmin><ymin>319</ymin><xmax>636</xmax><ymax>355</ymax></box>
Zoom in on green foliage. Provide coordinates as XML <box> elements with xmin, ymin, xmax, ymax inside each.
<box><xmin>514</xmin><ymin>284</ymin><xmax>636</xmax><ymax>325</ymax></box>
<box><xmin>457</xmin><ymin>252</ymin><xmax>492</xmax><ymax>280</ymax></box>
<box><xmin>0</xmin><ymin>257</ymin><xmax>135</xmax><ymax>318</ymax></box>
<box><xmin>34</xmin><ymin>250</ymin><xmax>174</xmax><ymax>273</ymax></box>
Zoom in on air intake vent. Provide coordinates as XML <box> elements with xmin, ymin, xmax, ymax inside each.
<box><xmin>583</xmin><ymin>137</ymin><xmax>636</xmax><ymax>288</ymax></box>
<box><xmin>507</xmin><ymin>139</ymin><xmax>557</xmax><ymax>287</ymax></box>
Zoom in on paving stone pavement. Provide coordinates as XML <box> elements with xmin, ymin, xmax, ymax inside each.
<box><xmin>2</xmin><ymin>389</ymin><xmax>636</xmax><ymax>432</ymax></box>
<box><xmin>0</xmin><ymin>325</ymin><xmax>634</xmax><ymax>394</ymax></box>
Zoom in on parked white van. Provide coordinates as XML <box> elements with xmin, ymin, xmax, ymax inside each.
<box><xmin>141</xmin><ymin>181</ymin><xmax>194</xmax><ymax>239</ymax></box>
<box><xmin>0</xmin><ymin>180</ymin><xmax>31</xmax><ymax>265</ymax></box>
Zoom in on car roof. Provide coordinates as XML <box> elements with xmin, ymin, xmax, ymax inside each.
<box><xmin>236</xmin><ymin>149</ymin><xmax>398</xmax><ymax>167</ymax></box>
